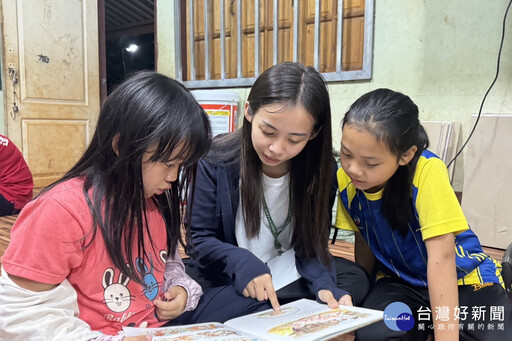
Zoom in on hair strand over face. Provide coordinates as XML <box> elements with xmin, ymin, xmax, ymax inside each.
<box><xmin>235</xmin><ymin>62</ymin><xmax>334</xmax><ymax>265</ymax></box>
<box><xmin>42</xmin><ymin>71</ymin><xmax>212</xmax><ymax>283</ymax></box>
<box><xmin>343</xmin><ymin>88</ymin><xmax>429</xmax><ymax>235</ymax></box>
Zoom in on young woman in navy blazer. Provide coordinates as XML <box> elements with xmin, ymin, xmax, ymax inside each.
<box><xmin>177</xmin><ymin>62</ymin><xmax>369</xmax><ymax>324</ymax></box>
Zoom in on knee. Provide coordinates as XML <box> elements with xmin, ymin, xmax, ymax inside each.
<box><xmin>336</xmin><ymin>264</ymin><xmax>371</xmax><ymax>305</ymax></box>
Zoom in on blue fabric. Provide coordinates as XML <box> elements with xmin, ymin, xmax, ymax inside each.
<box><xmin>187</xmin><ymin>136</ymin><xmax>349</xmax><ymax>301</ymax></box>
<box><xmin>341</xmin><ymin>187</ymin><xmax>430</xmax><ymax>286</ymax></box>
<box><xmin>338</xmin><ymin>150</ymin><xmax>503</xmax><ymax>287</ymax></box>
<box><xmin>0</xmin><ymin>192</ymin><xmax>17</xmax><ymax>216</ymax></box>
<box><xmin>355</xmin><ymin>277</ymin><xmax>512</xmax><ymax>341</ymax></box>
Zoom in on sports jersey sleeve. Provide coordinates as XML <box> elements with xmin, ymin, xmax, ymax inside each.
<box><xmin>414</xmin><ymin>157</ymin><xmax>469</xmax><ymax>240</ymax></box>
<box><xmin>334</xmin><ymin>167</ymin><xmax>358</xmax><ymax>232</ymax></box>
<box><xmin>335</xmin><ymin>199</ymin><xmax>358</xmax><ymax>232</ymax></box>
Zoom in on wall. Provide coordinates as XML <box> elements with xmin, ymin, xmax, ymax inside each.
<box><xmin>158</xmin><ymin>0</ymin><xmax>512</xmax><ymax>191</ymax></box>
<box><xmin>0</xmin><ymin>90</ymin><xmax>4</xmax><ymax>134</ymax></box>
<box><xmin>0</xmin><ymin>21</ymin><xmax>3</xmax><ymax>134</ymax></box>
<box><xmin>156</xmin><ymin>2</ymin><xmax>175</xmax><ymax>78</ymax></box>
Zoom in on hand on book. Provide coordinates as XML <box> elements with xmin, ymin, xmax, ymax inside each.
<box><xmin>318</xmin><ymin>289</ymin><xmax>353</xmax><ymax>309</ymax></box>
<box><xmin>153</xmin><ymin>285</ymin><xmax>188</xmax><ymax>321</ymax></box>
<box><xmin>243</xmin><ymin>273</ymin><xmax>281</xmax><ymax>312</ymax></box>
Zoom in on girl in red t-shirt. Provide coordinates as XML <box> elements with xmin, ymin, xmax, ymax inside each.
<box><xmin>0</xmin><ymin>71</ymin><xmax>212</xmax><ymax>340</ymax></box>
<box><xmin>0</xmin><ymin>134</ymin><xmax>33</xmax><ymax>216</ymax></box>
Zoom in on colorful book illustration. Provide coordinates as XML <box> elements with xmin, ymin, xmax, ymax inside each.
<box><xmin>122</xmin><ymin>298</ymin><xmax>383</xmax><ymax>340</ymax></box>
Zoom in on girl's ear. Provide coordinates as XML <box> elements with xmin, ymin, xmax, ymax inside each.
<box><xmin>244</xmin><ymin>102</ymin><xmax>253</xmax><ymax>123</ymax></box>
<box><xmin>399</xmin><ymin>145</ymin><xmax>418</xmax><ymax>166</ymax></box>
<box><xmin>111</xmin><ymin>134</ymin><xmax>120</xmax><ymax>156</ymax></box>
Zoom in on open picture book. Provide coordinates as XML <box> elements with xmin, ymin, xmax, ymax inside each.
<box><xmin>122</xmin><ymin>298</ymin><xmax>383</xmax><ymax>340</ymax></box>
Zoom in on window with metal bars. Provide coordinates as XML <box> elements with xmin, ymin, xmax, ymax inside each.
<box><xmin>174</xmin><ymin>0</ymin><xmax>374</xmax><ymax>88</ymax></box>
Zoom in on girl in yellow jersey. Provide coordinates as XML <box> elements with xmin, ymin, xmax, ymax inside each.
<box><xmin>335</xmin><ymin>88</ymin><xmax>511</xmax><ymax>340</ymax></box>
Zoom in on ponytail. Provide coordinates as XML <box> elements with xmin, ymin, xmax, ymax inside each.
<box><xmin>381</xmin><ymin>124</ymin><xmax>429</xmax><ymax>235</ymax></box>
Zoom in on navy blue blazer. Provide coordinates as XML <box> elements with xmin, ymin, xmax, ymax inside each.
<box><xmin>187</xmin><ymin>139</ymin><xmax>348</xmax><ymax>301</ymax></box>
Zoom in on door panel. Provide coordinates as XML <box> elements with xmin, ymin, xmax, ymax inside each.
<box><xmin>2</xmin><ymin>0</ymin><xmax>100</xmax><ymax>187</ymax></box>
<box><xmin>24</xmin><ymin>120</ymin><xmax>88</xmax><ymax>185</ymax></box>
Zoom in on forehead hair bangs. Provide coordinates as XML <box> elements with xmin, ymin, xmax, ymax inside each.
<box><xmin>104</xmin><ymin>71</ymin><xmax>211</xmax><ymax>167</ymax></box>
<box><xmin>246</xmin><ymin>62</ymin><xmax>329</xmax><ymax>131</ymax></box>
<box><xmin>343</xmin><ymin>88</ymin><xmax>419</xmax><ymax>157</ymax></box>
<box><xmin>148</xmin><ymin>106</ymin><xmax>212</xmax><ymax>168</ymax></box>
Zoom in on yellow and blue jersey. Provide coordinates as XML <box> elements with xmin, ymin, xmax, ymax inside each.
<box><xmin>335</xmin><ymin>150</ymin><xmax>503</xmax><ymax>287</ymax></box>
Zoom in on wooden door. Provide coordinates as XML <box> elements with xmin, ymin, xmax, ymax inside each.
<box><xmin>304</xmin><ymin>0</ymin><xmax>365</xmax><ymax>72</ymax></box>
<box><xmin>186</xmin><ymin>0</ymin><xmax>365</xmax><ymax>80</ymax></box>
<box><xmin>1</xmin><ymin>0</ymin><xmax>100</xmax><ymax>187</ymax></box>
<box><xmin>242</xmin><ymin>0</ymin><xmax>293</xmax><ymax>77</ymax></box>
<box><xmin>187</xmin><ymin>0</ymin><xmax>237</xmax><ymax>80</ymax></box>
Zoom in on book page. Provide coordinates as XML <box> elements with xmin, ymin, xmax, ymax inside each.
<box><xmin>225</xmin><ymin>299</ymin><xmax>383</xmax><ymax>341</ymax></box>
<box><xmin>122</xmin><ymin>322</ymin><xmax>265</xmax><ymax>341</ymax></box>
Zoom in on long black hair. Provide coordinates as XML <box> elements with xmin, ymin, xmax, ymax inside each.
<box><xmin>41</xmin><ymin>71</ymin><xmax>211</xmax><ymax>283</ymax></box>
<box><xmin>342</xmin><ymin>88</ymin><xmax>429</xmax><ymax>235</ymax></box>
<box><xmin>211</xmin><ymin>62</ymin><xmax>333</xmax><ymax>265</ymax></box>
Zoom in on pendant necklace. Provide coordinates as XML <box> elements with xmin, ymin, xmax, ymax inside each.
<box><xmin>262</xmin><ymin>194</ymin><xmax>292</xmax><ymax>256</ymax></box>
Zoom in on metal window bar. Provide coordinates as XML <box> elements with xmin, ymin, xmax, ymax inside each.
<box><xmin>189</xmin><ymin>0</ymin><xmax>196</xmax><ymax>80</ymax></box>
<box><xmin>255</xmin><ymin>0</ymin><xmax>260</xmax><ymax>76</ymax></box>
<box><xmin>174</xmin><ymin>0</ymin><xmax>374</xmax><ymax>88</ymax></box>
<box><xmin>236</xmin><ymin>0</ymin><xmax>242</xmax><ymax>78</ymax></box>
<box><xmin>336</xmin><ymin>0</ymin><xmax>344</xmax><ymax>72</ymax></box>
<box><xmin>273</xmin><ymin>0</ymin><xmax>279</xmax><ymax>65</ymax></box>
<box><xmin>292</xmin><ymin>0</ymin><xmax>299</xmax><ymax>62</ymax></box>
<box><xmin>204</xmin><ymin>0</ymin><xmax>210</xmax><ymax>80</ymax></box>
<box><xmin>174</xmin><ymin>1</ymin><xmax>183</xmax><ymax>81</ymax></box>
<box><xmin>220</xmin><ymin>0</ymin><xmax>226</xmax><ymax>79</ymax></box>
<box><xmin>313</xmin><ymin>0</ymin><xmax>320</xmax><ymax>70</ymax></box>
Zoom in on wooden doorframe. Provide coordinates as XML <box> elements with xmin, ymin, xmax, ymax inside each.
<box><xmin>98</xmin><ymin>0</ymin><xmax>107</xmax><ymax>104</ymax></box>
<box><xmin>97</xmin><ymin>0</ymin><xmax>156</xmax><ymax>102</ymax></box>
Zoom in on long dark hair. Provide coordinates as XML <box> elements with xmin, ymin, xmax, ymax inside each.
<box><xmin>342</xmin><ymin>88</ymin><xmax>429</xmax><ymax>235</ymax></box>
<box><xmin>41</xmin><ymin>71</ymin><xmax>211</xmax><ymax>283</ymax></box>
<box><xmin>214</xmin><ymin>62</ymin><xmax>333</xmax><ymax>265</ymax></box>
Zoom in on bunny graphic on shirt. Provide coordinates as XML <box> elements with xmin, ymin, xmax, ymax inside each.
<box><xmin>102</xmin><ymin>268</ymin><xmax>134</xmax><ymax>313</ymax></box>
<box><xmin>135</xmin><ymin>255</ymin><xmax>161</xmax><ymax>301</ymax></box>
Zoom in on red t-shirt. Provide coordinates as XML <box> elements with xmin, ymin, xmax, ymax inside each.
<box><xmin>0</xmin><ymin>134</ymin><xmax>33</xmax><ymax>210</ymax></box>
<box><xmin>2</xmin><ymin>178</ymin><xmax>168</xmax><ymax>335</ymax></box>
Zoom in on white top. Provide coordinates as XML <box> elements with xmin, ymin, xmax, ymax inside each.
<box><xmin>0</xmin><ymin>267</ymin><xmax>119</xmax><ymax>341</ymax></box>
<box><xmin>235</xmin><ymin>173</ymin><xmax>301</xmax><ymax>289</ymax></box>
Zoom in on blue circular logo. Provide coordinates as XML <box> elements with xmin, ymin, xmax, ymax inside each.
<box><xmin>383</xmin><ymin>302</ymin><xmax>415</xmax><ymax>331</ymax></box>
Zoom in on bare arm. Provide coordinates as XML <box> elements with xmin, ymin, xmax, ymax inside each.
<box><xmin>354</xmin><ymin>231</ymin><xmax>375</xmax><ymax>277</ymax></box>
<box><xmin>7</xmin><ymin>273</ymin><xmax>58</xmax><ymax>291</ymax></box>
<box><xmin>425</xmin><ymin>233</ymin><xmax>459</xmax><ymax>341</ymax></box>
